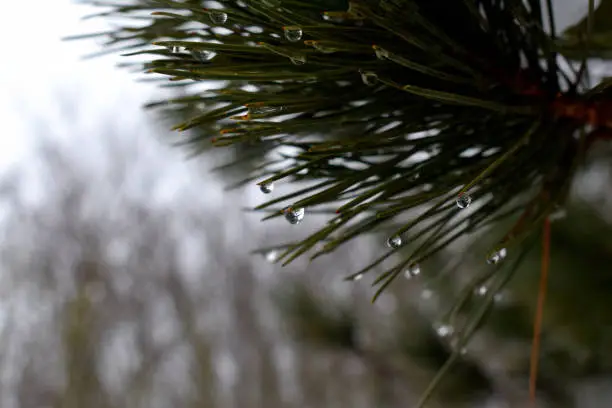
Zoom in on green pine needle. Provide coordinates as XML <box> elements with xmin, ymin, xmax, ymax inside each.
<box><xmin>70</xmin><ymin>0</ymin><xmax>612</xmax><ymax>404</ymax></box>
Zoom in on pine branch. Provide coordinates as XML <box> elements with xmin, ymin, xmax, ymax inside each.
<box><xmin>69</xmin><ymin>0</ymin><xmax>612</xmax><ymax>405</ymax></box>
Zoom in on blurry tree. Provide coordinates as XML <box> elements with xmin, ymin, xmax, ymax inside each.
<box><xmin>0</xmin><ymin>92</ymin><xmax>523</xmax><ymax>408</ymax></box>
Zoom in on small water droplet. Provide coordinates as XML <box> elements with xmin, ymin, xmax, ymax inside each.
<box><xmin>265</xmin><ymin>250</ymin><xmax>278</xmax><ymax>262</ymax></box>
<box><xmin>487</xmin><ymin>248</ymin><xmax>507</xmax><ymax>264</ymax></box>
<box><xmin>475</xmin><ymin>285</ymin><xmax>488</xmax><ymax>296</ymax></box>
<box><xmin>209</xmin><ymin>10</ymin><xmax>228</xmax><ymax>25</ymax></box>
<box><xmin>374</xmin><ymin>46</ymin><xmax>389</xmax><ymax>60</ymax></box>
<box><xmin>191</xmin><ymin>50</ymin><xmax>216</xmax><ymax>62</ymax></box>
<box><xmin>360</xmin><ymin>70</ymin><xmax>378</xmax><ymax>86</ymax></box>
<box><xmin>435</xmin><ymin>323</ymin><xmax>454</xmax><ymax>337</ymax></box>
<box><xmin>284</xmin><ymin>207</ymin><xmax>305</xmax><ymax>225</ymax></box>
<box><xmin>456</xmin><ymin>194</ymin><xmax>472</xmax><ymax>209</ymax></box>
<box><xmin>353</xmin><ymin>274</ymin><xmax>363</xmax><ymax>281</ymax></box>
<box><xmin>290</xmin><ymin>55</ymin><xmax>307</xmax><ymax>65</ymax></box>
<box><xmin>283</xmin><ymin>26</ymin><xmax>303</xmax><ymax>42</ymax></box>
<box><xmin>260</xmin><ymin>183</ymin><xmax>274</xmax><ymax>194</ymax></box>
<box><xmin>386</xmin><ymin>235</ymin><xmax>402</xmax><ymax>249</ymax></box>
<box><xmin>404</xmin><ymin>263</ymin><xmax>420</xmax><ymax>279</ymax></box>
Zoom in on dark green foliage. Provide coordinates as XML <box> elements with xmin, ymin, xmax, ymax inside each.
<box><xmin>69</xmin><ymin>1</ymin><xmax>611</xmax><ymax>297</ymax></box>
<box><xmin>70</xmin><ymin>0</ymin><xmax>612</xmax><ymax>405</ymax></box>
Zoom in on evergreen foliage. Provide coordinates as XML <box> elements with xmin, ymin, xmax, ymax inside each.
<box><xmin>69</xmin><ymin>0</ymin><xmax>612</xmax><ymax>405</ymax></box>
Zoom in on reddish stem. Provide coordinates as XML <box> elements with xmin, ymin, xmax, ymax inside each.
<box><xmin>529</xmin><ymin>218</ymin><xmax>551</xmax><ymax>404</ymax></box>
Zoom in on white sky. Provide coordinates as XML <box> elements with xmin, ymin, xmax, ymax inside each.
<box><xmin>0</xmin><ymin>1</ymin><xmax>152</xmax><ymax>167</ymax></box>
<box><xmin>0</xmin><ymin>0</ymin><xmax>239</xmax><ymax>212</ymax></box>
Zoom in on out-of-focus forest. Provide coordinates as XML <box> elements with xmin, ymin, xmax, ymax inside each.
<box><xmin>1</xmin><ymin>87</ymin><xmax>611</xmax><ymax>408</ymax></box>
<box><xmin>0</xmin><ymin>0</ymin><xmax>611</xmax><ymax>407</ymax></box>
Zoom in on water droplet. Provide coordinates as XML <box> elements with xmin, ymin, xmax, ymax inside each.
<box><xmin>435</xmin><ymin>323</ymin><xmax>454</xmax><ymax>337</ymax></box>
<box><xmin>487</xmin><ymin>248</ymin><xmax>507</xmax><ymax>264</ymax></box>
<box><xmin>283</xmin><ymin>26</ymin><xmax>303</xmax><ymax>42</ymax></box>
<box><xmin>373</xmin><ymin>46</ymin><xmax>389</xmax><ymax>60</ymax></box>
<box><xmin>209</xmin><ymin>10</ymin><xmax>228</xmax><ymax>25</ymax></box>
<box><xmin>360</xmin><ymin>70</ymin><xmax>378</xmax><ymax>86</ymax></box>
<box><xmin>265</xmin><ymin>250</ymin><xmax>278</xmax><ymax>262</ymax></box>
<box><xmin>191</xmin><ymin>50</ymin><xmax>216</xmax><ymax>62</ymax></box>
<box><xmin>284</xmin><ymin>207</ymin><xmax>305</xmax><ymax>225</ymax></box>
<box><xmin>475</xmin><ymin>285</ymin><xmax>488</xmax><ymax>296</ymax></box>
<box><xmin>386</xmin><ymin>235</ymin><xmax>402</xmax><ymax>249</ymax></box>
<box><xmin>404</xmin><ymin>263</ymin><xmax>420</xmax><ymax>279</ymax></box>
<box><xmin>260</xmin><ymin>183</ymin><xmax>274</xmax><ymax>194</ymax></box>
<box><xmin>353</xmin><ymin>274</ymin><xmax>363</xmax><ymax>281</ymax></box>
<box><xmin>456</xmin><ymin>194</ymin><xmax>472</xmax><ymax>209</ymax></box>
<box><xmin>290</xmin><ymin>55</ymin><xmax>307</xmax><ymax>65</ymax></box>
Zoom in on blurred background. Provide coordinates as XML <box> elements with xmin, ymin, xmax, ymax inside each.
<box><xmin>0</xmin><ymin>1</ymin><xmax>611</xmax><ymax>407</ymax></box>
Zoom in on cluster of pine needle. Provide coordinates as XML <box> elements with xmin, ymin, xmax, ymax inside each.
<box><xmin>70</xmin><ymin>0</ymin><xmax>612</xmax><ymax>405</ymax></box>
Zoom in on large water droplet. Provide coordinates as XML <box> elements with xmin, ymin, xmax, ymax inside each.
<box><xmin>404</xmin><ymin>263</ymin><xmax>420</xmax><ymax>279</ymax></box>
<box><xmin>456</xmin><ymin>194</ymin><xmax>472</xmax><ymax>209</ymax></box>
<box><xmin>360</xmin><ymin>70</ymin><xmax>378</xmax><ymax>86</ymax></box>
<box><xmin>260</xmin><ymin>182</ymin><xmax>274</xmax><ymax>194</ymax></box>
<box><xmin>290</xmin><ymin>55</ymin><xmax>307</xmax><ymax>65</ymax></box>
<box><xmin>284</xmin><ymin>207</ymin><xmax>305</xmax><ymax>225</ymax></box>
<box><xmin>386</xmin><ymin>235</ymin><xmax>402</xmax><ymax>249</ymax></box>
<box><xmin>283</xmin><ymin>26</ymin><xmax>303</xmax><ymax>42</ymax></box>
<box><xmin>487</xmin><ymin>248</ymin><xmax>507</xmax><ymax>264</ymax></box>
<box><xmin>209</xmin><ymin>10</ymin><xmax>228</xmax><ymax>25</ymax></box>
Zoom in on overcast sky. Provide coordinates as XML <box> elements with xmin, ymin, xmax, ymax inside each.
<box><xmin>0</xmin><ymin>1</ymin><xmax>150</xmax><ymax>167</ymax></box>
<box><xmin>0</xmin><ymin>0</ymin><xmax>241</xmax><ymax>213</ymax></box>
